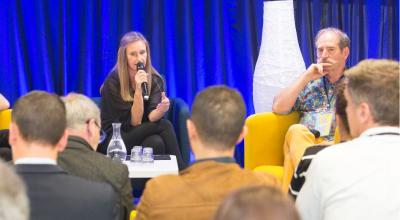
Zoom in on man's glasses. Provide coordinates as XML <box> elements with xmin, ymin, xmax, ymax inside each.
<box><xmin>86</xmin><ymin>119</ymin><xmax>107</xmax><ymax>144</ymax></box>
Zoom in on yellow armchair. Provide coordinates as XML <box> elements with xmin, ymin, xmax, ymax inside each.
<box><xmin>0</xmin><ymin>109</ymin><xmax>12</xmax><ymax>130</ymax></box>
<box><xmin>130</xmin><ymin>210</ymin><xmax>137</xmax><ymax>220</ymax></box>
<box><xmin>244</xmin><ymin>112</ymin><xmax>299</xmax><ymax>170</ymax></box>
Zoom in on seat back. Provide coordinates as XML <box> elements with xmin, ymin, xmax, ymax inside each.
<box><xmin>244</xmin><ymin>112</ymin><xmax>299</xmax><ymax>169</ymax></box>
<box><xmin>0</xmin><ymin>109</ymin><xmax>12</xmax><ymax>130</ymax></box>
<box><xmin>164</xmin><ymin>98</ymin><xmax>191</xmax><ymax>164</ymax></box>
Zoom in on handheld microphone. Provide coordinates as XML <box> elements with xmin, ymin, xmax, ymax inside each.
<box><xmin>136</xmin><ymin>62</ymin><xmax>149</xmax><ymax>101</ymax></box>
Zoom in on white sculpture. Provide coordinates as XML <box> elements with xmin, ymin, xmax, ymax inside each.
<box><xmin>253</xmin><ymin>0</ymin><xmax>306</xmax><ymax>113</ymax></box>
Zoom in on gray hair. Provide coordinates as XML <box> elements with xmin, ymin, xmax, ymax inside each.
<box><xmin>0</xmin><ymin>160</ymin><xmax>29</xmax><ymax>220</ymax></box>
<box><xmin>62</xmin><ymin>93</ymin><xmax>100</xmax><ymax>130</ymax></box>
<box><xmin>315</xmin><ymin>27</ymin><xmax>350</xmax><ymax>50</ymax></box>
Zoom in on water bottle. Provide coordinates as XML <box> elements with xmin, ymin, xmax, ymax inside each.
<box><xmin>106</xmin><ymin>123</ymin><xmax>127</xmax><ymax>162</ymax></box>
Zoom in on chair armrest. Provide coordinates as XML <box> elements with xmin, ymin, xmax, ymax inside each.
<box><xmin>165</xmin><ymin>98</ymin><xmax>191</xmax><ymax>164</ymax></box>
<box><xmin>244</xmin><ymin>112</ymin><xmax>299</xmax><ymax>169</ymax></box>
<box><xmin>0</xmin><ymin>109</ymin><xmax>12</xmax><ymax>130</ymax></box>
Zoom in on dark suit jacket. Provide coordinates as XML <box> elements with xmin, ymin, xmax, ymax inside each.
<box><xmin>58</xmin><ymin>136</ymin><xmax>133</xmax><ymax>220</ymax></box>
<box><xmin>135</xmin><ymin>160</ymin><xmax>279</xmax><ymax>220</ymax></box>
<box><xmin>16</xmin><ymin>164</ymin><xmax>117</xmax><ymax>220</ymax></box>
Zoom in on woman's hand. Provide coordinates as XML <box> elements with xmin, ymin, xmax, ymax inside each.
<box><xmin>149</xmin><ymin>92</ymin><xmax>170</xmax><ymax>122</ymax></box>
<box><xmin>156</xmin><ymin>92</ymin><xmax>170</xmax><ymax>113</ymax></box>
<box><xmin>133</xmin><ymin>70</ymin><xmax>148</xmax><ymax>88</ymax></box>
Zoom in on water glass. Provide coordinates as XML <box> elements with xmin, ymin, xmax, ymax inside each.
<box><xmin>130</xmin><ymin>146</ymin><xmax>142</xmax><ymax>162</ymax></box>
<box><xmin>142</xmin><ymin>147</ymin><xmax>154</xmax><ymax>163</ymax></box>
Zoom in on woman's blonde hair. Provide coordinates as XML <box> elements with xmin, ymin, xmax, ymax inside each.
<box><xmin>114</xmin><ymin>31</ymin><xmax>160</xmax><ymax>101</ymax></box>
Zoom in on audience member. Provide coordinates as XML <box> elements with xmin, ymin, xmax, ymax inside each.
<box><xmin>289</xmin><ymin>82</ymin><xmax>352</xmax><ymax>198</ymax></box>
<box><xmin>99</xmin><ymin>31</ymin><xmax>185</xmax><ymax>169</ymax></box>
<box><xmin>214</xmin><ymin>186</ymin><xmax>300</xmax><ymax>220</ymax></box>
<box><xmin>135</xmin><ymin>85</ymin><xmax>278</xmax><ymax>220</ymax></box>
<box><xmin>272</xmin><ymin>27</ymin><xmax>350</xmax><ymax>192</ymax></box>
<box><xmin>9</xmin><ymin>91</ymin><xmax>117</xmax><ymax>220</ymax></box>
<box><xmin>0</xmin><ymin>159</ymin><xmax>29</xmax><ymax>220</ymax></box>
<box><xmin>58</xmin><ymin>93</ymin><xmax>133</xmax><ymax>220</ymax></box>
<box><xmin>296</xmin><ymin>59</ymin><xmax>400</xmax><ymax>220</ymax></box>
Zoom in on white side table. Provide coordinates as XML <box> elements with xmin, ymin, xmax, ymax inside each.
<box><xmin>123</xmin><ymin>155</ymin><xmax>179</xmax><ymax>178</ymax></box>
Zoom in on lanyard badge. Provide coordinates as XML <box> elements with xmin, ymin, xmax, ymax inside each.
<box><xmin>313</xmin><ymin>110</ymin><xmax>334</xmax><ymax>137</ymax></box>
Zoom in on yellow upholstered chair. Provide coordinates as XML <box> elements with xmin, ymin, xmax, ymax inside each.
<box><xmin>254</xmin><ymin>165</ymin><xmax>284</xmax><ymax>184</ymax></box>
<box><xmin>0</xmin><ymin>109</ymin><xmax>12</xmax><ymax>130</ymax></box>
<box><xmin>130</xmin><ymin>210</ymin><xmax>137</xmax><ymax>220</ymax></box>
<box><xmin>244</xmin><ymin>112</ymin><xmax>299</xmax><ymax>185</ymax></box>
<box><xmin>244</xmin><ymin>112</ymin><xmax>300</xmax><ymax>170</ymax></box>
<box><xmin>245</xmin><ymin>111</ymin><xmax>340</xmax><ymax>186</ymax></box>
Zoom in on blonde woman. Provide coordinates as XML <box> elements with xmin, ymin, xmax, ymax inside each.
<box><xmin>99</xmin><ymin>32</ymin><xmax>185</xmax><ymax>169</ymax></box>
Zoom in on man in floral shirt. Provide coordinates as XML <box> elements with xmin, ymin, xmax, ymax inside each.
<box><xmin>272</xmin><ymin>27</ymin><xmax>350</xmax><ymax>192</ymax></box>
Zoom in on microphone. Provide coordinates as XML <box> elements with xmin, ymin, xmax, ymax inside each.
<box><xmin>309</xmin><ymin>128</ymin><xmax>320</xmax><ymax>138</ymax></box>
<box><xmin>136</xmin><ymin>62</ymin><xmax>149</xmax><ymax>101</ymax></box>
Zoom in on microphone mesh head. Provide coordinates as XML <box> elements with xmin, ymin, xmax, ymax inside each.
<box><xmin>137</xmin><ymin>62</ymin><xmax>145</xmax><ymax>70</ymax></box>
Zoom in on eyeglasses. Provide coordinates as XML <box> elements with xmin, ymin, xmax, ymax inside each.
<box><xmin>86</xmin><ymin>119</ymin><xmax>107</xmax><ymax>144</ymax></box>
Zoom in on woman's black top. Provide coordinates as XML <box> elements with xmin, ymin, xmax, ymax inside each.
<box><xmin>100</xmin><ymin>70</ymin><xmax>165</xmax><ymax>134</ymax></box>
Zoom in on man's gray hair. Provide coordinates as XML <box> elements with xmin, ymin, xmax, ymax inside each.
<box><xmin>62</xmin><ymin>93</ymin><xmax>100</xmax><ymax>130</ymax></box>
<box><xmin>315</xmin><ymin>27</ymin><xmax>350</xmax><ymax>50</ymax></box>
<box><xmin>0</xmin><ymin>160</ymin><xmax>29</xmax><ymax>220</ymax></box>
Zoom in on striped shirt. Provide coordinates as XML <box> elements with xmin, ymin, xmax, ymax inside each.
<box><xmin>289</xmin><ymin>144</ymin><xmax>330</xmax><ymax>199</ymax></box>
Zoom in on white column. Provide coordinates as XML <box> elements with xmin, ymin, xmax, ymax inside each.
<box><xmin>253</xmin><ymin>0</ymin><xmax>305</xmax><ymax>113</ymax></box>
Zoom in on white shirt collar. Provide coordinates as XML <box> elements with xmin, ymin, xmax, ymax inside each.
<box><xmin>14</xmin><ymin>157</ymin><xmax>57</xmax><ymax>165</ymax></box>
<box><xmin>360</xmin><ymin>126</ymin><xmax>400</xmax><ymax>137</ymax></box>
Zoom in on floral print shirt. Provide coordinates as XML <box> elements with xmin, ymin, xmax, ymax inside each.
<box><xmin>291</xmin><ymin>76</ymin><xmax>344</xmax><ymax>140</ymax></box>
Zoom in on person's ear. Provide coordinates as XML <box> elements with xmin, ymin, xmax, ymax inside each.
<box><xmin>87</xmin><ymin>119</ymin><xmax>95</xmax><ymax>138</ymax></box>
<box><xmin>343</xmin><ymin>47</ymin><xmax>350</xmax><ymax>60</ymax></box>
<box><xmin>235</xmin><ymin>126</ymin><xmax>248</xmax><ymax>145</ymax></box>
<box><xmin>8</xmin><ymin>123</ymin><xmax>18</xmax><ymax>146</ymax></box>
<box><xmin>56</xmin><ymin>130</ymin><xmax>68</xmax><ymax>153</ymax></box>
<box><xmin>358</xmin><ymin>102</ymin><xmax>373</xmax><ymax>125</ymax></box>
<box><xmin>186</xmin><ymin>119</ymin><xmax>197</xmax><ymax>142</ymax></box>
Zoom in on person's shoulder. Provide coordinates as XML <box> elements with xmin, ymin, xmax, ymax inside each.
<box><xmin>140</xmin><ymin>174</ymin><xmax>181</xmax><ymax>201</ymax></box>
<box><xmin>98</xmin><ymin>155</ymin><xmax>129</xmax><ymax>175</ymax></box>
<box><xmin>307</xmin><ymin>142</ymin><xmax>351</xmax><ymax>173</ymax></box>
<box><xmin>151</xmin><ymin>71</ymin><xmax>164</xmax><ymax>83</ymax></box>
<box><xmin>79</xmin><ymin>150</ymin><xmax>129</xmax><ymax>179</ymax></box>
<box><xmin>64</xmin><ymin>173</ymin><xmax>115</xmax><ymax>197</ymax></box>
<box><xmin>248</xmin><ymin>169</ymin><xmax>279</xmax><ymax>186</ymax></box>
<box><xmin>303</xmin><ymin>144</ymin><xmax>330</xmax><ymax>156</ymax></box>
<box><xmin>146</xmin><ymin>174</ymin><xmax>182</xmax><ymax>189</ymax></box>
<box><xmin>103</xmin><ymin>69</ymin><xmax>120</xmax><ymax>86</ymax></box>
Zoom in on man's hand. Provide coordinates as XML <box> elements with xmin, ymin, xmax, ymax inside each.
<box><xmin>305</xmin><ymin>63</ymin><xmax>332</xmax><ymax>81</ymax></box>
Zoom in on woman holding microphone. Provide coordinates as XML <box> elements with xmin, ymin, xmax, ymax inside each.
<box><xmin>99</xmin><ymin>31</ymin><xmax>185</xmax><ymax>170</ymax></box>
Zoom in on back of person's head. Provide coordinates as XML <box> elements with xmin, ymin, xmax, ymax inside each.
<box><xmin>12</xmin><ymin>91</ymin><xmax>66</xmax><ymax>146</ymax></box>
<box><xmin>214</xmin><ymin>186</ymin><xmax>300</xmax><ymax>220</ymax></box>
<box><xmin>0</xmin><ymin>159</ymin><xmax>29</xmax><ymax>220</ymax></box>
<box><xmin>335</xmin><ymin>82</ymin><xmax>350</xmax><ymax>135</ymax></box>
<box><xmin>345</xmin><ymin>59</ymin><xmax>399</xmax><ymax>126</ymax></box>
<box><xmin>191</xmin><ymin>85</ymin><xmax>246</xmax><ymax>150</ymax></box>
<box><xmin>63</xmin><ymin>93</ymin><xmax>100</xmax><ymax>130</ymax></box>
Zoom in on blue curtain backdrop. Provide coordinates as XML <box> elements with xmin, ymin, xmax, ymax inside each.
<box><xmin>0</xmin><ymin>0</ymin><xmax>398</xmax><ymax>166</ymax></box>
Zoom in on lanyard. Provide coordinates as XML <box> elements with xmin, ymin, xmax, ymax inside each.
<box><xmin>323</xmin><ymin>76</ymin><xmax>345</xmax><ymax>109</ymax></box>
<box><xmin>322</xmin><ymin>77</ymin><xmax>334</xmax><ymax>109</ymax></box>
